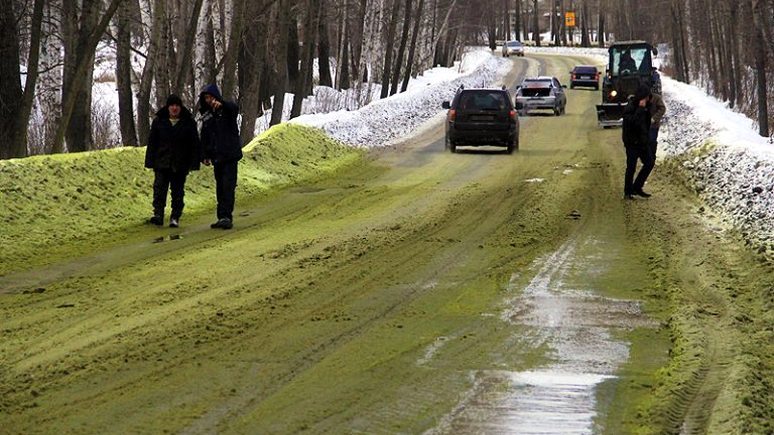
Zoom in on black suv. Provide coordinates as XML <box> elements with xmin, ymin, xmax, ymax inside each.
<box><xmin>441</xmin><ymin>87</ymin><xmax>522</xmax><ymax>154</ymax></box>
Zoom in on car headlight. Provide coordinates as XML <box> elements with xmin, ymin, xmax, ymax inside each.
<box><xmin>610</xmin><ymin>90</ymin><xmax>618</xmax><ymax>97</ymax></box>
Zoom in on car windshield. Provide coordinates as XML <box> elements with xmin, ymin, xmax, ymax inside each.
<box><xmin>574</xmin><ymin>66</ymin><xmax>597</xmax><ymax>74</ymax></box>
<box><xmin>457</xmin><ymin>91</ymin><xmax>509</xmax><ymax>111</ymax></box>
<box><xmin>611</xmin><ymin>46</ymin><xmax>651</xmax><ymax>76</ymax></box>
<box><xmin>507</xmin><ymin>41</ymin><xmax>522</xmax><ymax>47</ymax></box>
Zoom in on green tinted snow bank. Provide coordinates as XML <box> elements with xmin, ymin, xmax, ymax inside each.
<box><xmin>0</xmin><ymin>124</ymin><xmax>362</xmax><ymax>276</ymax></box>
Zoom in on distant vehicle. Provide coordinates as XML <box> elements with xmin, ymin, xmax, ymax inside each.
<box><xmin>569</xmin><ymin>65</ymin><xmax>600</xmax><ymax>90</ymax></box>
<box><xmin>596</xmin><ymin>40</ymin><xmax>659</xmax><ymax>127</ymax></box>
<box><xmin>502</xmin><ymin>40</ymin><xmax>525</xmax><ymax>57</ymax></box>
<box><xmin>441</xmin><ymin>87</ymin><xmax>522</xmax><ymax>154</ymax></box>
<box><xmin>515</xmin><ymin>77</ymin><xmax>567</xmax><ymax>116</ymax></box>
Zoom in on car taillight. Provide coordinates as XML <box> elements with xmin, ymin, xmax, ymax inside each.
<box><xmin>571</xmin><ymin>73</ymin><xmax>576</xmax><ymax>80</ymax></box>
<box><xmin>448</xmin><ymin>109</ymin><xmax>456</xmax><ymax>121</ymax></box>
<box><xmin>509</xmin><ymin>110</ymin><xmax>516</xmax><ymax>119</ymax></box>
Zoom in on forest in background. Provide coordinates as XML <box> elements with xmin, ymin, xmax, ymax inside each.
<box><xmin>0</xmin><ymin>0</ymin><xmax>771</xmax><ymax>160</ymax></box>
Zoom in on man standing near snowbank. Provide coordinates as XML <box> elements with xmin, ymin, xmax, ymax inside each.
<box><xmin>199</xmin><ymin>84</ymin><xmax>242</xmax><ymax>230</ymax></box>
<box><xmin>145</xmin><ymin>94</ymin><xmax>201</xmax><ymax>228</ymax></box>
<box><xmin>622</xmin><ymin>84</ymin><xmax>655</xmax><ymax>199</ymax></box>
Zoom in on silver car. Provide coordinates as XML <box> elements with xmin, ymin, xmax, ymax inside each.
<box><xmin>502</xmin><ymin>40</ymin><xmax>525</xmax><ymax>57</ymax></box>
<box><xmin>515</xmin><ymin>77</ymin><xmax>567</xmax><ymax>116</ymax></box>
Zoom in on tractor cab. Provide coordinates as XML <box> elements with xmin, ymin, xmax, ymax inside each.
<box><xmin>596</xmin><ymin>41</ymin><xmax>658</xmax><ymax>127</ymax></box>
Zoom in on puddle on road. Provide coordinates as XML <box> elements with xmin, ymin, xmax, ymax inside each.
<box><xmin>429</xmin><ymin>239</ymin><xmax>655</xmax><ymax>434</ymax></box>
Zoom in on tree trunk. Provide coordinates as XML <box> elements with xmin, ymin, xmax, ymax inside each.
<box><xmin>317</xmin><ymin>1</ymin><xmax>333</xmax><ymax>87</ymax></box>
<box><xmin>137</xmin><ymin>0</ymin><xmax>165</xmax><ymax>146</ymax></box>
<box><xmin>338</xmin><ymin>22</ymin><xmax>351</xmax><ymax>89</ymax></box>
<box><xmin>580</xmin><ymin>0</ymin><xmax>590</xmax><ymax>47</ymax></box>
<box><xmin>238</xmin><ymin>1</ymin><xmax>268</xmax><ymax>144</ymax></box>
<box><xmin>286</xmin><ymin>9</ymin><xmax>300</xmax><ymax>93</ymax></box>
<box><xmin>58</xmin><ymin>0</ymin><xmax>122</xmax><ymax>153</ymax></box>
<box><xmin>174</xmin><ymin>0</ymin><xmax>206</xmax><ymax>97</ymax></box>
<box><xmin>154</xmin><ymin>12</ymin><xmax>171</xmax><ymax>109</ymax></box>
<box><xmin>380</xmin><ymin>0</ymin><xmax>401</xmax><ymax>99</ymax></box>
<box><xmin>503</xmin><ymin>0</ymin><xmax>510</xmax><ymax>40</ymax></box>
<box><xmin>598</xmin><ymin>6</ymin><xmax>605</xmax><ymax>47</ymax></box>
<box><xmin>116</xmin><ymin>0</ymin><xmax>138</xmax><ymax>146</ymax></box>
<box><xmin>752</xmin><ymin>13</ymin><xmax>770</xmax><ymax>136</ymax></box>
<box><xmin>532</xmin><ymin>0</ymin><xmax>540</xmax><ymax>46</ymax></box>
<box><xmin>514</xmin><ymin>0</ymin><xmax>521</xmax><ymax>41</ymax></box>
<box><xmin>401</xmin><ymin>0</ymin><xmax>425</xmax><ymax>93</ymax></box>
<box><xmin>390</xmin><ymin>0</ymin><xmax>412</xmax><ymax>95</ymax></box>
<box><xmin>291</xmin><ymin>0</ymin><xmax>320</xmax><ymax>118</ymax></box>
<box><xmin>0</xmin><ymin>0</ymin><xmax>23</xmax><ymax>159</ymax></box>
<box><xmin>270</xmin><ymin>0</ymin><xmax>291</xmax><ymax>126</ymax></box>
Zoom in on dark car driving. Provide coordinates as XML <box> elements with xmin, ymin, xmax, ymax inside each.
<box><xmin>570</xmin><ymin>65</ymin><xmax>600</xmax><ymax>89</ymax></box>
<box><xmin>442</xmin><ymin>87</ymin><xmax>521</xmax><ymax>154</ymax></box>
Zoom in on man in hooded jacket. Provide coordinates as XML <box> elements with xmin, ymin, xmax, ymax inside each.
<box><xmin>145</xmin><ymin>94</ymin><xmax>201</xmax><ymax>228</ymax></box>
<box><xmin>622</xmin><ymin>84</ymin><xmax>655</xmax><ymax>199</ymax></box>
<box><xmin>199</xmin><ymin>84</ymin><xmax>242</xmax><ymax>229</ymax></box>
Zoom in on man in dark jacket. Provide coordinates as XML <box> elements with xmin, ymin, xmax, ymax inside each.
<box><xmin>199</xmin><ymin>84</ymin><xmax>242</xmax><ymax>229</ymax></box>
<box><xmin>145</xmin><ymin>94</ymin><xmax>201</xmax><ymax>227</ymax></box>
<box><xmin>622</xmin><ymin>84</ymin><xmax>655</xmax><ymax>199</ymax></box>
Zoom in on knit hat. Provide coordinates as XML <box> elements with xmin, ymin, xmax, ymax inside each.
<box><xmin>634</xmin><ymin>84</ymin><xmax>651</xmax><ymax>101</ymax></box>
<box><xmin>166</xmin><ymin>94</ymin><xmax>183</xmax><ymax>107</ymax></box>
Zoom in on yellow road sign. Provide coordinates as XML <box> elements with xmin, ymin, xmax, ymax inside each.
<box><xmin>565</xmin><ymin>11</ymin><xmax>576</xmax><ymax>27</ymax></box>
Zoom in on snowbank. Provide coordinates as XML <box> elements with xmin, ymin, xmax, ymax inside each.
<box><xmin>291</xmin><ymin>47</ymin><xmax>510</xmax><ymax>147</ymax></box>
<box><xmin>660</xmin><ymin>77</ymin><xmax>774</xmax><ymax>254</ymax></box>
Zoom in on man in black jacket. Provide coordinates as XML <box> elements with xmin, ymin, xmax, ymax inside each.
<box><xmin>622</xmin><ymin>84</ymin><xmax>655</xmax><ymax>199</ymax></box>
<box><xmin>145</xmin><ymin>94</ymin><xmax>201</xmax><ymax>228</ymax></box>
<box><xmin>199</xmin><ymin>84</ymin><xmax>242</xmax><ymax>229</ymax></box>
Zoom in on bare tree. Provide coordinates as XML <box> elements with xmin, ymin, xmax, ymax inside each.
<box><xmin>52</xmin><ymin>0</ymin><xmax>122</xmax><ymax>153</ymax></box>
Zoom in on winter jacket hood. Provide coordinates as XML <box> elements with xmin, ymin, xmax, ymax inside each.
<box><xmin>199</xmin><ymin>84</ymin><xmax>224</xmax><ymax>113</ymax></box>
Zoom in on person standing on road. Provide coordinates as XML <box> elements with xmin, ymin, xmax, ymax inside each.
<box><xmin>622</xmin><ymin>84</ymin><xmax>655</xmax><ymax>199</ymax></box>
<box><xmin>145</xmin><ymin>94</ymin><xmax>201</xmax><ymax>228</ymax></box>
<box><xmin>648</xmin><ymin>91</ymin><xmax>667</xmax><ymax>160</ymax></box>
<box><xmin>198</xmin><ymin>84</ymin><xmax>242</xmax><ymax>230</ymax></box>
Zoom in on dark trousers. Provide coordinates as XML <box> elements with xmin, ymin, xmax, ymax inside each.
<box><xmin>153</xmin><ymin>169</ymin><xmax>188</xmax><ymax>218</ymax></box>
<box><xmin>624</xmin><ymin>146</ymin><xmax>654</xmax><ymax>194</ymax></box>
<box><xmin>214</xmin><ymin>160</ymin><xmax>239</xmax><ymax>220</ymax></box>
<box><xmin>649</xmin><ymin>126</ymin><xmax>660</xmax><ymax>159</ymax></box>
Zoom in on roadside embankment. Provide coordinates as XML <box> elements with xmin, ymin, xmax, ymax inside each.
<box><xmin>0</xmin><ymin>124</ymin><xmax>362</xmax><ymax>276</ymax></box>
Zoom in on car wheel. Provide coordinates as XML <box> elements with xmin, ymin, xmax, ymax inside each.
<box><xmin>449</xmin><ymin>142</ymin><xmax>457</xmax><ymax>153</ymax></box>
<box><xmin>570</xmin><ymin>84</ymin><xmax>575</xmax><ymax>89</ymax></box>
<box><xmin>554</xmin><ymin>107</ymin><xmax>560</xmax><ymax>116</ymax></box>
<box><xmin>444</xmin><ymin>134</ymin><xmax>450</xmax><ymax>150</ymax></box>
<box><xmin>513</xmin><ymin>135</ymin><xmax>520</xmax><ymax>151</ymax></box>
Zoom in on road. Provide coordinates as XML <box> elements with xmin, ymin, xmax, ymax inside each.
<box><xmin>1</xmin><ymin>54</ymin><xmax>771</xmax><ymax>434</ymax></box>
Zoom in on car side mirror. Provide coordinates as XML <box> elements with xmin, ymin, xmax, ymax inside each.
<box><xmin>442</xmin><ymin>101</ymin><xmax>450</xmax><ymax>109</ymax></box>
<box><xmin>514</xmin><ymin>102</ymin><xmax>524</xmax><ymax>110</ymax></box>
